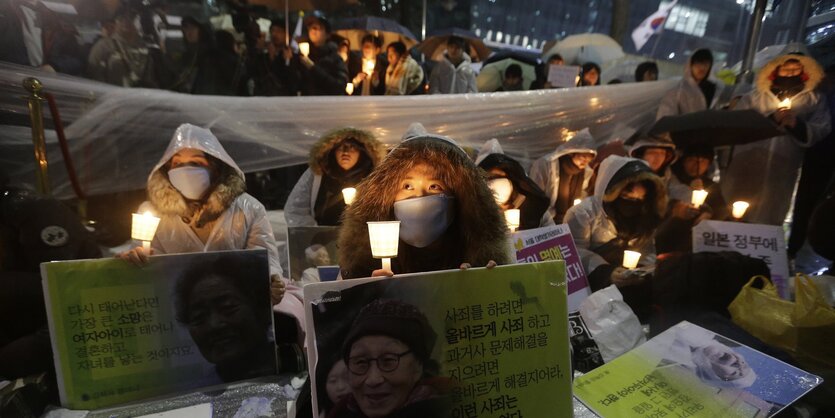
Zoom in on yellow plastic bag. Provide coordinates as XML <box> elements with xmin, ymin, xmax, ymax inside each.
<box><xmin>729</xmin><ymin>274</ymin><xmax>835</xmax><ymax>369</ymax></box>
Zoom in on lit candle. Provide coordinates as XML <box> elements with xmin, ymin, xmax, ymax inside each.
<box><xmin>691</xmin><ymin>189</ymin><xmax>708</xmax><ymax>207</ymax></box>
<box><xmin>342</xmin><ymin>187</ymin><xmax>357</xmax><ymax>205</ymax></box>
<box><xmin>131</xmin><ymin>211</ymin><xmax>160</xmax><ymax>250</ymax></box>
<box><xmin>362</xmin><ymin>58</ymin><xmax>376</xmax><ymax>76</ymax></box>
<box><xmin>778</xmin><ymin>97</ymin><xmax>791</xmax><ymax>109</ymax></box>
<box><xmin>622</xmin><ymin>250</ymin><xmax>641</xmax><ymax>270</ymax></box>
<box><xmin>732</xmin><ymin>201</ymin><xmax>750</xmax><ymax>220</ymax></box>
<box><xmin>299</xmin><ymin>42</ymin><xmax>310</xmax><ymax>57</ymax></box>
<box><xmin>505</xmin><ymin>209</ymin><xmax>520</xmax><ymax>233</ymax></box>
<box><xmin>573</xmin><ymin>198</ymin><xmax>582</xmax><ymax>206</ymax></box>
<box><xmin>345</xmin><ymin>82</ymin><xmax>354</xmax><ymax>95</ymax></box>
<box><xmin>367</xmin><ymin>221</ymin><xmax>400</xmax><ymax>272</ymax></box>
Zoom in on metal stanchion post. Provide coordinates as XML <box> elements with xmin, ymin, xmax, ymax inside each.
<box><xmin>23</xmin><ymin>77</ymin><xmax>50</xmax><ymax>195</ymax></box>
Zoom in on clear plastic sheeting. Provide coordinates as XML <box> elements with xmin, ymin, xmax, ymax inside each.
<box><xmin>0</xmin><ymin>62</ymin><xmax>676</xmax><ymax>199</ymax></box>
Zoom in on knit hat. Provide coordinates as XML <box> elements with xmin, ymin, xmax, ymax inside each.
<box><xmin>342</xmin><ymin>299</ymin><xmax>437</xmax><ymax>364</ymax></box>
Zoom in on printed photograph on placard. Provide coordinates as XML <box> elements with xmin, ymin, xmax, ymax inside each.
<box><xmin>287</xmin><ymin>226</ymin><xmax>341</xmax><ymax>284</ymax></box>
<box><xmin>573</xmin><ymin>321</ymin><xmax>822</xmax><ymax>418</ymax></box>
<box><xmin>303</xmin><ymin>262</ymin><xmax>572</xmax><ymax>418</ymax></box>
<box><xmin>41</xmin><ymin>249</ymin><xmax>276</xmax><ymax>410</ymax></box>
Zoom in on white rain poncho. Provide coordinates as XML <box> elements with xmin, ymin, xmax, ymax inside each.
<box><xmin>429</xmin><ymin>52</ymin><xmax>478</xmax><ymax>94</ymax></box>
<box><xmin>529</xmin><ymin>128</ymin><xmax>597</xmax><ymax>221</ymax></box>
<box><xmin>656</xmin><ymin>53</ymin><xmax>723</xmax><ymax>119</ymax></box>
<box><xmin>142</xmin><ymin>124</ymin><xmax>305</xmax><ymax>329</ymax></box>
<box><xmin>628</xmin><ymin>134</ymin><xmax>690</xmax><ymax>203</ymax></box>
<box><xmin>721</xmin><ymin>54</ymin><xmax>831</xmax><ymax>225</ymax></box>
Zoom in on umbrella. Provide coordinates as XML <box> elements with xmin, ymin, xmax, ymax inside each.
<box><xmin>543</xmin><ymin>33</ymin><xmax>624</xmax><ymax>65</ymax></box>
<box><xmin>477</xmin><ymin>52</ymin><xmax>539</xmax><ymax>92</ymax></box>
<box><xmin>649</xmin><ymin>110</ymin><xmax>784</xmax><ymax>148</ymax></box>
<box><xmin>333</xmin><ymin>16</ymin><xmax>418</xmax><ymax>50</ymax></box>
<box><xmin>416</xmin><ymin>28</ymin><xmax>492</xmax><ymax>62</ymax></box>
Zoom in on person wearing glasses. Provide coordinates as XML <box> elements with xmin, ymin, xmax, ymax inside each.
<box><xmin>330</xmin><ymin>298</ymin><xmax>451</xmax><ymax>418</ymax></box>
<box><xmin>284</xmin><ymin>128</ymin><xmax>385</xmax><ymax>227</ymax></box>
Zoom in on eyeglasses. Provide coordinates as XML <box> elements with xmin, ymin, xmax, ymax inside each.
<box><xmin>347</xmin><ymin>350</ymin><xmax>412</xmax><ymax>375</ymax></box>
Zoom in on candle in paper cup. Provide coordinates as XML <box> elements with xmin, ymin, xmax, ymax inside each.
<box><xmin>622</xmin><ymin>250</ymin><xmax>641</xmax><ymax>269</ymax></box>
<box><xmin>573</xmin><ymin>198</ymin><xmax>582</xmax><ymax>206</ymax></box>
<box><xmin>367</xmin><ymin>221</ymin><xmax>400</xmax><ymax>272</ymax></box>
<box><xmin>299</xmin><ymin>42</ymin><xmax>310</xmax><ymax>57</ymax></box>
<box><xmin>342</xmin><ymin>187</ymin><xmax>357</xmax><ymax>205</ymax></box>
<box><xmin>345</xmin><ymin>83</ymin><xmax>354</xmax><ymax>95</ymax></box>
<box><xmin>505</xmin><ymin>209</ymin><xmax>520</xmax><ymax>232</ymax></box>
<box><xmin>691</xmin><ymin>189</ymin><xmax>708</xmax><ymax>207</ymax></box>
<box><xmin>732</xmin><ymin>201</ymin><xmax>750</xmax><ymax>219</ymax></box>
<box><xmin>131</xmin><ymin>211</ymin><xmax>160</xmax><ymax>249</ymax></box>
<box><xmin>778</xmin><ymin>97</ymin><xmax>792</xmax><ymax>109</ymax></box>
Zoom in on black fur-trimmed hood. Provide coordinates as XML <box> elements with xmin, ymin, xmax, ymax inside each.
<box><xmin>308</xmin><ymin>128</ymin><xmax>386</xmax><ymax>175</ymax></box>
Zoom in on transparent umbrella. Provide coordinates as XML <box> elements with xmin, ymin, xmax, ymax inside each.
<box><xmin>543</xmin><ymin>33</ymin><xmax>624</xmax><ymax>65</ymax></box>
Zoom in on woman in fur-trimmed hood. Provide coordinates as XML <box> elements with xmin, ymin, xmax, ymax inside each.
<box><xmin>721</xmin><ymin>52</ymin><xmax>831</xmax><ymax>225</ymax></box>
<box><xmin>338</xmin><ymin>124</ymin><xmax>511</xmax><ymax>279</ymax></box>
<box><xmin>285</xmin><ymin>128</ymin><xmax>386</xmax><ymax>227</ymax></box>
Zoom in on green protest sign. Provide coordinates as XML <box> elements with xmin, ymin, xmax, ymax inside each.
<box><xmin>41</xmin><ymin>250</ymin><xmax>275</xmax><ymax>410</ymax></box>
<box><xmin>303</xmin><ymin>261</ymin><xmax>571</xmax><ymax>418</ymax></box>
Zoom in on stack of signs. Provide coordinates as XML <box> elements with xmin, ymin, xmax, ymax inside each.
<box><xmin>303</xmin><ymin>262</ymin><xmax>572</xmax><ymax>418</ymax></box>
<box><xmin>693</xmin><ymin>220</ymin><xmax>790</xmax><ymax>298</ymax></box>
<box><xmin>41</xmin><ymin>250</ymin><xmax>276</xmax><ymax>410</ymax></box>
<box><xmin>574</xmin><ymin>321</ymin><xmax>822</xmax><ymax>418</ymax></box>
<box><xmin>287</xmin><ymin>226</ymin><xmax>341</xmax><ymax>284</ymax></box>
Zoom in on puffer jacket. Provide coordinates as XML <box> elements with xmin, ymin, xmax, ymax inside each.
<box><xmin>428</xmin><ymin>53</ymin><xmax>477</xmax><ymax>94</ymax></box>
<box><xmin>284</xmin><ymin>128</ymin><xmax>386</xmax><ymax>227</ymax></box>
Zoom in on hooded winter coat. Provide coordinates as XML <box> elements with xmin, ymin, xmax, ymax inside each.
<box><xmin>628</xmin><ymin>133</ymin><xmax>689</xmax><ymax>203</ymax></box>
<box><xmin>720</xmin><ymin>54</ymin><xmax>831</xmax><ymax>225</ymax></box>
<box><xmin>656</xmin><ymin>54</ymin><xmax>722</xmax><ymax>119</ymax></box>
<box><xmin>284</xmin><ymin>128</ymin><xmax>386</xmax><ymax>227</ymax></box>
<box><xmin>142</xmin><ymin>124</ymin><xmax>304</xmax><ymax>327</ymax></box>
<box><xmin>479</xmin><ymin>153</ymin><xmax>553</xmax><ymax>231</ymax></box>
<box><xmin>529</xmin><ymin>128</ymin><xmax>597</xmax><ymax>222</ymax></box>
<box><xmin>337</xmin><ymin>128</ymin><xmax>511</xmax><ymax>279</ymax></box>
<box><xmin>428</xmin><ymin>53</ymin><xmax>477</xmax><ymax>94</ymax></box>
<box><xmin>564</xmin><ymin>155</ymin><xmax>667</xmax><ymax>287</ymax></box>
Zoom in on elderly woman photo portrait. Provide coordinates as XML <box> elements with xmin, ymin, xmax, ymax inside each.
<box><xmin>327</xmin><ymin>299</ymin><xmax>452</xmax><ymax>418</ymax></box>
<box><xmin>174</xmin><ymin>253</ymin><xmax>276</xmax><ymax>383</ymax></box>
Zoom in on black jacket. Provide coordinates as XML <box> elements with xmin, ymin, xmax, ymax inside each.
<box><xmin>299</xmin><ymin>41</ymin><xmax>349</xmax><ymax>96</ymax></box>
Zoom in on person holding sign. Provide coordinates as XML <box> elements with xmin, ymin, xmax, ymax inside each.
<box><xmin>285</xmin><ymin>128</ymin><xmax>386</xmax><ymax>227</ymax></box>
<box><xmin>529</xmin><ymin>128</ymin><xmax>597</xmax><ymax>223</ymax></box>
<box><xmin>330</xmin><ymin>299</ymin><xmax>451</xmax><ymax>418</ymax></box>
<box><xmin>530</xmin><ymin>53</ymin><xmax>564</xmax><ymax>90</ymax></box>
<box><xmin>564</xmin><ymin>155</ymin><xmax>667</xmax><ymax>320</ymax></box>
<box><xmin>338</xmin><ymin>123</ymin><xmax>509</xmax><ymax>279</ymax></box>
<box><xmin>476</xmin><ymin>139</ymin><xmax>552</xmax><ymax>230</ymax></box>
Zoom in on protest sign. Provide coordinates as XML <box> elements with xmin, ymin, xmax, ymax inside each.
<box><xmin>303</xmin><ymin>262</ymin><xmax>572</xmax><ymax>418</ymax></box>
<box><xmin>510</xmin><ymin>224</ymin><xmax>590</xmax><ymax>311</ymax></box>
<box><xmin>547</xmin><ymin>65</ymin><xmax>581</xmax><ymax>88</ymax></box>
<box><xmin>693</xmin><ymin>220</ymin><xmax>790</xmax><ymax>298</ymax></box>
<box><xmin>574</xmin><ymin>321</ymin><xmax>822</xmax><ymax>418</ymax></box>
<box><xmin>42</xmin><ymin>250</ymin><xmax>276</xmax><ymax>410</ymax></box>
<box><xmin>287</xmin><ymin>226</ymin><xmax>340</xmax><ymax>285</ymax></box>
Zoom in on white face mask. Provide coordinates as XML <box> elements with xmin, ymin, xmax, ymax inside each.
<box><xmin>393</xmin><ymin>194</ymin><xmax>455</xmax><ymax>248</ymax></box>
<box><xmin>168</xmin><ymin>166</ymin><xmax>211</xmax><ymax>200</ymax></box>
<box><xmin>488</xmin><ymin>178</ymin><xmax>514</xmax><ymax>205</ymax></box>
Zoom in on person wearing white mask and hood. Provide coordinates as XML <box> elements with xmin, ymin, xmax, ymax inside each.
<box><xmin>118</xmin><ymin>124</ymin><xmax>306</xmax><ymax>357</ymax></box>
<box><xmin>337</xmin><ymin>123</ymin><xmax>510</xmax><ymax>279</ymax></box>
<box><xmin>476</xmin><ymin>139</ymin><xmax>553</xmax><ymax>230</ymax></box>
<box><xmin>529</xmin><ymin>128</ymin><xmax>597</xmax><ymax>223</ymax></box>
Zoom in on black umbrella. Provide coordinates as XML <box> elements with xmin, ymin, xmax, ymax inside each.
<box><xmin>416</xmin><ymin>28</ymin><xmax>492</xmax><ymax>62</ymax></box>
<box><xmin>333</xmin><ymin>16</ymin><xmax>419</xmax><ymax>50</ymax></box>
<box><xmin>649</xmin><ymin>110</ymin><xmax>784</xmax><ymax>147</ymax></box>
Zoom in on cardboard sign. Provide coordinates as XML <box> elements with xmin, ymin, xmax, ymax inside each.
<box><xmin>574</xmin><ymin>321</ymin><xmax>822</xmax><ymax>418</ymax></box>
<box><xmin>287</xmin><ymin>226</ymin><xmax>340</xmax><ymax>285</ymax></box>
<box><xmin>42</xmin><ymin>250</ymin><xmax>276</xmax><ymax>410</ymax></box>
<box><xmin>692</xmin><ymin>220</ymin><xmax>790</xmax><ymax>298</ymax></box>
<box><xmin>303</xmin><ymin>262</ymin><xmax>572</xmax><ymax>418</ymax></box>
<box><xmin>510</xmin><ymin>224</ymin><xmax>590</xmax><ymax>311</ymax></box>
<box><xmin>547</xmin><ymin>65</ymin><xmax>581</xmax><ymax>88</ymax></box>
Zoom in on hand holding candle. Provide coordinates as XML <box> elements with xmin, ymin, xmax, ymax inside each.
<box><xmin>345</xmin><ymin>83</ymin><xmax>354</xmax><ymax>95</ymax></box>
<box><xmin>778</xmin><ymin>97</ymin><xmax>792</xmax><ymax>109</ymax></box>
<box><xmin>362</xmin><ymin>58</ymin><xmax>375</xmax><ymax>76</ymax></box>
<box><xmin>342</xmin><ymin>187</ymin><xmax>357</xmax><ymax>205</ymax></box>
<box><xmin>573</xmin><ymin>198</ymin><xmax>582</xmax><ymax>206</ymax></box>
<box><xmin>622</xmin><ymin>250</ymin><xmax>641</xmax><ymax>270</ymax></box>
<box><xmin>131</xmin><ymin>211</ymin><xmax>160</xmax><ymax>250</ymax></box>
<box><xmin>732</xmin><ymin>201</ymin><xmax>750</xmax><ymax>220</ymax></box>
<box><xmin>504</xmin><ymin>209</ymin><xmax>520</xmax><ymax>233</ymax></box>
<box><xmin>691</xmin><ymin>189</ymin><xmax>708</xmax><ymax>207</ymax></box>
<box><xmin>298</xmin><ymin>42</ymin><xmax>310</xmax><ymax>57</ymax></box>
<box><xmin>367</xmin><ymin>221</ymin><xmax>400</xmax><ymax>272</ymax></box>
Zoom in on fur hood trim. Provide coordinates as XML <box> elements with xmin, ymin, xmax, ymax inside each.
<box><xmin>147</xmin><ymin>164</ymin><xmax>245</xmax><ymax>227</ymax></box>
<box><xmin>308</xmin><ymin>128</ymin><xmax>386</xmax><ymax>175</ymax></box>
<box><xmin>338</xmin><ymin>137</ymin><xmax>511</xmax><ymax>277</ymax></box>
<box><xmin>756</xmin><ymin>54</ymin><xmax>824</xmax><ymax>97</ymax></box>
